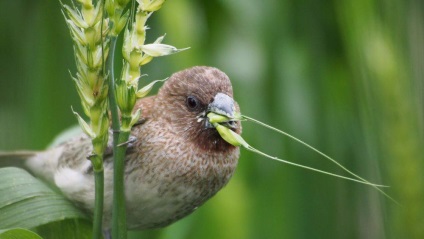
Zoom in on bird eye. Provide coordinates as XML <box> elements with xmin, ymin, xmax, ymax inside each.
<box><xmin>186</xmin><ymin>96</ymin><xmax>199</xmax><ymax>110</ymax></box>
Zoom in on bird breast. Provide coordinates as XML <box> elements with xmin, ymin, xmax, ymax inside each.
<box><xmin>123</xmin><ymin>120</ymin><xmax>239</xmax><ymax>229</ymax></box>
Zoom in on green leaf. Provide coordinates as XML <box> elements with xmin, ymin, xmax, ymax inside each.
<box><xmin>0</xmin><ymin>228</ymin><xmax>42</xmax><ymax>239</ymax></box>
<box><xmin>35</xmin><ymin>219</ymin><xmax>93</xmax><ymax>239</ymax></box>
<box><xmin>0</xmin><ymin>167</ymin><xmax>87</xmax><ymax>230</ymax></box>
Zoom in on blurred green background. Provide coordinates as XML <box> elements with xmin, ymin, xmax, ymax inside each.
<box><xmin>1</xmin><ymin>0</ymin><xmax>423</xmax><ymax>239</ymax></box>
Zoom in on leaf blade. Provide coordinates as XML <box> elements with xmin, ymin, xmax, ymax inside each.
<box><xmin>0</xmin><ymin>168</ymin><xmax>87</xmax><ymax>230</ymax></box>
<box><xmin>0</xmin><ymin>228</ymin><xmax>43</xmax><ymax>239</ymax></box>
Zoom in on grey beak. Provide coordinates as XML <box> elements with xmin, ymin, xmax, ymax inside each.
<box><xmin>205</xmin><ymin>93</ymin><xmax>237</xmax><ymax>129</ymax></box>
<box><xmin>207</xmin><ymin>93</ymin><xmax>236</xmax><ymax>118</ymax></box>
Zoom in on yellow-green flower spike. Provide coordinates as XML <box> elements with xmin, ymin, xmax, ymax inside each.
<box><xmin>136</xmin><ymin>78</ymin><xmax>167</xmax><ymax>98</ymax></box>
<box><xmin>106</xmin><ymin>0</ymin><xmax>130</xmax><ymax>36</ymax></box>
<box><xmin>115</xmin><ymin>0</ymin><xmax>187</xmax><ymax>132</ymax></box>
<box><xmin>63</xmin><ymin>5</ymin><xmax>89</xmax><ymax>28</ymax></box>
<box><xmin>129</xmin><ymin>109</ymin><xmax>142</xmax><ymax>129</ymax></box>
<box><xmin>141</xmin><ymin>44</ymin><xmax>189</xmax><ymax>57</ymax></box>
<box><xmin>62</xmin><ymin>0</ymin><xmax>110</xmax><ymax>159</ymax></box>
<box><xmin>137</xmin><ymin>0</ymin><xmax>166</xmax><ymax>12</ymax></box>
<box><xmin>72</xmin><ymin>108</ymin><xmax>95</xmax><ymax>139</ymax></box>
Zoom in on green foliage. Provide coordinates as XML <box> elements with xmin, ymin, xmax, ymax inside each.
<box><xmin>0</xmin><ymin>168</ymin><xmax>86</xmax><ymax>230</ymax></box>
<box><xmin>34</xmin><ymin>219</ymin><xmax>93</xmax><ymax>239</ymax></box>
<box><xmin>0</xmin><ymin>168</ymin><xmax>90</xmax><ymax>238</ymax></box>
<box><xmin>0</xmin><ymin>228</ymin><xmax>42</xmax><ymax>239</ymax></box>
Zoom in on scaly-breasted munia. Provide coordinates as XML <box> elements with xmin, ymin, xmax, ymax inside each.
<box><xmin>1</xmin><ymin>66</ymin><xmax>242</xmax><ymax>230</ymax></box>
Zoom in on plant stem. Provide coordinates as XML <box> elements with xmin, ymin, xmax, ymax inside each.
<box><xmin>108</xmin><ymin>37</ymin><xmax>120</xmax><ymax>132</ymax></box>
<box><xmin>92</xmin><ymin>156</ymin><xmax>104</xmax><ymax>239</ymax></box>
<box><xmin>112</xmin><ymin>131</ymin><xmax>130</xmax><ymax>239</ymax></box>
<box><xmin>107</xmin><ymin>36</ymin><xmax>128</xmax><ymax>238</ymax></box>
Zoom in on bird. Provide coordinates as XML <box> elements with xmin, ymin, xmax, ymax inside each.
<box><xmin>0</xmin><ymin>66</ymin><xmax>242</xmax><ymax>230</ymax></box>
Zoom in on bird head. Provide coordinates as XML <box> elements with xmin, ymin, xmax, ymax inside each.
<box><xmin>156</xmin><ymin>66</ymin><xmax>242</xmax><ymax>152</ymax></box>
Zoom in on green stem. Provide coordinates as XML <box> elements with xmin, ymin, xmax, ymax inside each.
<box><xmin>107</xmin><ymin>36</ymin><xmax>128</xmax><ymax>238</ymax></box>
<box><xmin>108</xmin><ymin>37</ymin><xmax>120</xmax><ymax>132</ymax></box>
<box><xmin>112</xmin><ymin>130</ymin><xmax>130</xmax><ymax>239</ymax></box>
<box><xmin>91</xmin><ymin>155</ymin><xmax>104</xmax><ymax>239</ymax></box>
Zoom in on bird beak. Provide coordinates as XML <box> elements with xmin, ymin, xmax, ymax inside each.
<box><xmin>204</xmin><ymin>93</ymin><xmax>238</xmax><ymax>129</ymax></box>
